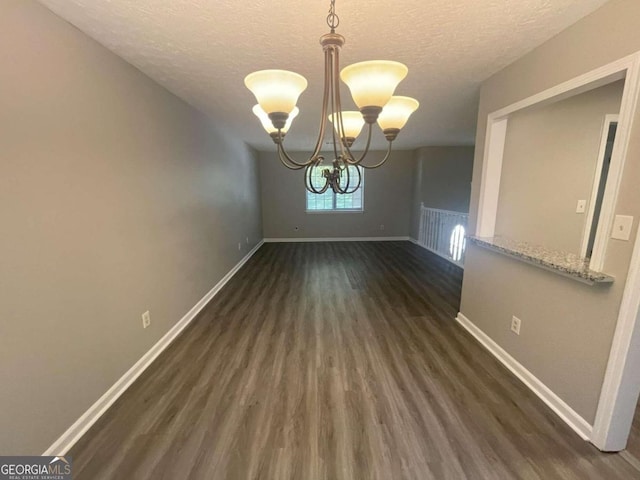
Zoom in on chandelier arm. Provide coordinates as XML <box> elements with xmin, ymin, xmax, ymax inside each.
<box><xmin>331</xmin><ymin>48</ymin><xmax>353</xmax><ymax>162</ymax></box>
<box><xmin>347</xmin><ymin>165</ymin><xmax>363</xmax><ymax>193</ymax></box>
<box><xmin>335</xmin><ymin>160</ymin><xmax>350</xmax><ymax>194</ymax></box>
<box><xmin>305</xmin><ymin>163</ymin><xmax>331</xmax><ymax>194</ymax></box>
<box><xmin>308</xmin><ymin>46</ymin><xmax>333</xmax><ymax>160</ymax></box>
<box><xmin>305</xmin><ymin>164</ymin><xmax>322</xmax><ymax>193</ymax></box>
<box><xmin>276</xmin><ymin>143</ymin><xmax>306</xmax><ymax>170</ymax></box>
<box><xmin>272</xmin><ymin>47</ymin><xmax>334</xmax><ymax>169</ymax></box>
<box><xmin>325</xmin><ymin>48</ymin><xmax>342</xmax><ymax>163</ymax></box>
<box><xmin>359</xmin><ymin>140</ymin><xmax>393</xmax><ymax>169</ymax></box>
<box><xmin>341</xmin><ymin>123</ymin><xmax>373</xmax><ymax>165</ymax></box>
<box><xmin>332</xmin><ymin>47</ymin><xmax>353</xmax><ymax>162</ymax></box>
<box><xmin>355</xmin><ymin>123</ymin><xmax>374</xmax><ymax>163</ymax></box>
<box><xmin>277</xmin><ymin>133</ymin><xmax>329</xmax><ymax>168</ymax></box>
<box><xmin>306</xmin><ymin>180</ymin><xmax>331</xmax><ymax>194</ymax></box>
<box><xmin>339</xmin><ymin>165</ymin><xmax>362</xmax><ymax>194</ymax></box>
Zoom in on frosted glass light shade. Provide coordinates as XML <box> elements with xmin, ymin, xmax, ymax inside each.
<box><xmin>244</xmin><ymin>69</ymin><xmax>307</xmax><ymax>114</ymax></box>
<box><xmin>377</xmin><ymin>96</ymin><xmax>419</xmax><ymax>131</ymax></box>
<box><xmin>328</xmin><ymin>111</ymin><xmax>365</xmax><ymax>139</ymax></box>
<box><xmin>340</xmin><ymin>61</ymin><xmax>408</xmax><ymax>108</ymax></box>
<box><xmin>252</xmin><ymin>105</ymin><xmax>299</xmax><ymax>134</ymax></box>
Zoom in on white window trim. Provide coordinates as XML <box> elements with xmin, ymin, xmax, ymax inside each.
<box><xmin>305</xmin><ymin>209</ymin><xmax>365</xmax><ymax>214</ymax></box>
<box><xmin>305</xmin><ymin>165</ymin><xmax>364</xmax><ymax>213</ymax></box>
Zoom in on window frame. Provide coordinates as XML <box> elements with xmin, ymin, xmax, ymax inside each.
<box><xmin>305</xmin><ymin>165</ymin><xmax>365</xmax><ymax>214</ymax></box>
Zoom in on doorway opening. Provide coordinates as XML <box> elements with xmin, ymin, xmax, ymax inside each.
<box><xmin>585</xmin><ymin>117</ymin><xmax>618</xmax><ymax>258</ymax></box>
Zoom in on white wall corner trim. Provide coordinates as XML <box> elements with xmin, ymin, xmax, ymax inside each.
<box><xmin>43</xmin><ymin>240</ymin><xmax>265</xmax><ymax>456</ymax></box>
<box><xmin>455</xmin><ymin>312</ymin><xmax>593</xmax><ymax>441</ymax></box>
<box><xmin>263</xmin><ymin>236</ymin><xmax>410</xmax><ymax>242</ymax></box>
<box><xmin>591</xmin><ymin>215</ymin><xmax>640</xmax><ymax>451</ymax></box>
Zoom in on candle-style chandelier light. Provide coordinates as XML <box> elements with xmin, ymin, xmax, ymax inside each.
<box><xmin>244</xmin><ymin>0</ymin><xmax>419</xmax><ymax>195</ymax></box>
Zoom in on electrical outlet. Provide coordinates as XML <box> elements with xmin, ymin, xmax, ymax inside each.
<box><xmin>511</xmin><ymin>315</ymin><xmax>521</xmax><ymax>335</ymax></box>
<box><xmin>576</xmin><ymin>199</ymin><xmax>586</xmax><ymax>214</ymax></box>
<box><xmin>142</xmin><ymin>311</ymin><xmax>151</xmax><ymax>329</ymax></box>
<box><xmin>380</xmin><ymin>224</ymin><xmax>385</xmax><ymax>231</ymax></box>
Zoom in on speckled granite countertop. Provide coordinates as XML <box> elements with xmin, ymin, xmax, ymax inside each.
<box><xmin>467</xmin><ymin>236</ymin><xmax>614</xmax><ymax>285</ymax></box>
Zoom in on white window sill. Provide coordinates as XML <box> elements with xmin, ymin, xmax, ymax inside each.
<box><xmin>305</xmin><ymin>209</ymin><xmax>364</xmax><ymax>214</ymax></box>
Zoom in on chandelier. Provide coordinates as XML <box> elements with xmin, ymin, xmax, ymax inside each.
<box><xmin>244</xmin><ymin>0</ymin><xmax>419</xmax><ymax>195</ymax></box>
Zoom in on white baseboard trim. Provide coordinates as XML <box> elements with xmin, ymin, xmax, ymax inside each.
<box><xmin>455</xmin><ymin>312</ymin><xmax>593</xmax><ymax>441</ymax></box>
<box><xmin>620</xmin><ymin>451</ymin><xmax>640</xmax><ymax>472</ymax></box>
<box><xmin>264</xmin><ymin>236</ymin><xmax>410</xmax><ymax>243</ymax></box>
<box><xmin>43</xmin><ymin>240</ymin><xmax>265</xmax><ymax>456</ymax></box>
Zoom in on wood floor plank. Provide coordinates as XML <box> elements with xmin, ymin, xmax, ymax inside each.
<box><xmin>626</xmin><ymin>398</ymin><xmax>640</xmax><ymax>462</ymax></box>
<box><xmin>69</xmin><ymin>241</ymin><xmax>640</xmax><ymax>479</ymax></box>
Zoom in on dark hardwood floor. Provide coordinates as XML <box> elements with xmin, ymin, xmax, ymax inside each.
<box><xmin>626</xmin><ymin>399</ymin><xmax>640</xmax><ymax>462</ymax></box>
<box><xmin>69</xmin><ymin>241</ymin><xmax>639</xmax><ymax>479</ymax></box>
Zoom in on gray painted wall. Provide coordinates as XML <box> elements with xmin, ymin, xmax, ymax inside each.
<box><xmin>0</xmin><ymin>0</ymin><xmax>262</xmax><ymax>454</ymax></box>
<box><xmin>496</xmin><ymin>81</ymin><xmax>623</xmax><ymax>254</ymax></box>
<box><xmin>461</xmin><ymin>0</ymin><xmax>640</xmax><ymax>424</ymax></box>
<box><xmin>409</xmin><ymin>146</ymin><xmax>474</xmax><ymax>239</ymax></box>
<box><xmin>259</xmin><ymin>150</ymin><xmax>413</xmax><ymax>239</ymax></box>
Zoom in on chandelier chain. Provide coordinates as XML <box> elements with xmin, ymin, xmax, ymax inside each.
<box><xmin>327</xmin><ymin>0</ymin><xmax>339</xmax><ymax>31</ymax></box>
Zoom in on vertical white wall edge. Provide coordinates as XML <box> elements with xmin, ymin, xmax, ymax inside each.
<box><xmin>456</xmin><ymin>312</ymin><xmax>593</xmax><ymax>441</ymax></box>
<box><xmin>592</xmin><ymin>218</ymin><xmax>640</xmax><ymax>449</ymax></box>
<box><xmin>42</xmin><ymin>240</ymin><xmax>265</xmax><ymax>456</ymax></box>
<box><xmin>476</xmin><ymin>117</ymin><xmax>507</xmax><ymax>237</ymax></box>
<box><xmin>592</xmin><ymin>207</ymin><xmax>640</xmax><ymax>449</ymax></box>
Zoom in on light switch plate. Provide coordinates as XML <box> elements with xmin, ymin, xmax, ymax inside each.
<box><xmin>611</xmin><ymin>215</ymin><xmax>634</xmax><ymax>241</ymax></box>
<box><xmin>576</xmin><ymin>199</ymin><xmax>586</xmax><ymax>214</ymax></box>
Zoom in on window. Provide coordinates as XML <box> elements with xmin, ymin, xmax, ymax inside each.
<box><xmin>306</xmin><ymin>165</ymin><xmax>364</xmax><ymax>212</ymax></box>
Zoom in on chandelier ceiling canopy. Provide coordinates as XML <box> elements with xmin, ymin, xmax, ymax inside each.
<box><xmin>244</xmin><ymin>0</ymin><xmax>419</xmax><ymax>195</ymax></box>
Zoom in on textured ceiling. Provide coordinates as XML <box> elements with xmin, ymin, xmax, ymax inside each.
<box><xmin>39</xmin><ymin>0</ymin><xmax>609</xmax><ymax>151</ymax></box>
